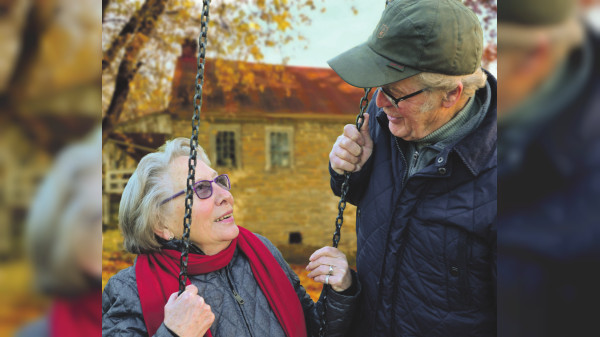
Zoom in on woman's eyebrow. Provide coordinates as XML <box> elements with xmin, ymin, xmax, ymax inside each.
<box><xmin>195</xmin><ymin>172</ymin><xmax>218</xmax><ymax>181</ymax></box>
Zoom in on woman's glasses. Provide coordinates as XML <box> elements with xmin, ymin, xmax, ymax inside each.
<box><xmin>161</xmin><ymin>174</ymin><xmax>231</xmax><ymax>205</ymax></box>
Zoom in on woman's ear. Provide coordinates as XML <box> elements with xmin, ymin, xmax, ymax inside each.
<box><xmin>153</xmin><ymin>227</ymin><xmax>174</xmax><ymax>240</ymax></box>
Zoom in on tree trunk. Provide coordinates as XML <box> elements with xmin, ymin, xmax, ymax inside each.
<box><xmin>102</xmin><ymin>0</ymin><xmax>110</xmax><ymax>22</ymax></box>
<box><xmin>102</xmin><ymin>0</ymin><xmax>168</xmax><ymax>145</ymax></box>
<box><xmin>102</xmin><ymin>0</ymin><xmax>159</xmax><ymax>73</ymax></box>
<box><xmin>0</xmin><ymin>1</ymin><xmax>51</xmax><ymax>131</ymax></box>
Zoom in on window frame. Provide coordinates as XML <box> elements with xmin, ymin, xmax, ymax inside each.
<box><xmin>265</xmin><ymin>125</ymin><xmax>294</xmax><ymax>171</ymax></box>
<box><xmin>210</xmin><ymin>124</ymin><xmax>242</xmax><ymax>169</ymax></box>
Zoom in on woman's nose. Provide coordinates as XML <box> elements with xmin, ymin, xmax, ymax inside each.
<box><xmin>213</xmin><ymin>184</ymin><xmax>233</xmax><ymax>205</ymax></box>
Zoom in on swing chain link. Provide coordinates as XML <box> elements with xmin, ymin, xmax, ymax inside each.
<box><xmin>179</xmin><ymin>0</ymin><xmax>211</xmax><ymax>295</ymax></box>
<box><xmin>318</xmin><ymin>87</ymin><xmax>371</xmax><ymax>337</ymax></box>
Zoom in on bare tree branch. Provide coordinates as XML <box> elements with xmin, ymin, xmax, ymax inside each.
<box><xmin>6</xmin><ymin>2</ymin><xmax>52</xmax><ymax>98</ymax></box>
<box><xmin>102</xmin><ymin>0</ymin><xmax>110</xmax><ymax>22</ymax></box>
<box><xmin>102</xmin><ymin>0</ymin><xmax>160</xmax><ymax>73</ymax></box>
<box><xmin>0</xmin><ymin>1</ymin><xmax>52</xmax><ymax>131</ymax></box>
<box><xmin>102</xmin><ymin>0</ymin><xmax>168</xmax><ymax>145</ymax></box>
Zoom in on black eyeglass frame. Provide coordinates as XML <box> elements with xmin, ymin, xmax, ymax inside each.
<box><xmin>160</xmin><ymin>174</ymin><xmax>231</xmax><ymax>205</ymax></box>
<box><xmin>380</xmin><ymin>86</ymin><xmax>428</xmax><ymax>108</ymax></box>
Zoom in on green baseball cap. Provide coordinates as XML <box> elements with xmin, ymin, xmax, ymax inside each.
<box><xmin>328</xmin><ymin>0</ymin><xmax>483</xmax><ymax>88</ymax></box>
<box><xmin>499</xmin><ymin>0</ymin><xmax>575</xmax><ymax>25</ymax></box>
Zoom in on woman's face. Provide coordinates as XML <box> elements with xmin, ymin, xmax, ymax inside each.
<box><xmin>163</xmin><ymin>156</ymin><xmax>239</xmax><ymax>255</ymax></box>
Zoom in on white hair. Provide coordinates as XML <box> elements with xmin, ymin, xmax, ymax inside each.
<box><xmin>416</xmin><ymin>68</ymin><xmax>488</xmax><ymax>112</ymax></box>
<box><xmin>119</xmin><ymin>138</ymin><xmax>210</xmax><ymax>254</ymax></box>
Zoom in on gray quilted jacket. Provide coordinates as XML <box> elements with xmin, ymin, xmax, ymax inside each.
<box><xmin>102</xmin><ymin>234</ymin><xmax>360</xmax><ymax>337</ymax></box>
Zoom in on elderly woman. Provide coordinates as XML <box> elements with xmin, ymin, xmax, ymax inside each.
<box><xmin>102</xmin><ymin>138</ymin><xmax>360</xmax><ymax>337</ymax></box>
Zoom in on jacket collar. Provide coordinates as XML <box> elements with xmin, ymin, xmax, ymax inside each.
<box><xmin>452</xmin><ymin>74</ymin><xmax>497</xmax><ymax>176</ymax></box>
<box><xmin>376</xmin><ymin>71</ymin><xmax>497</xmax><ymax>176</ymax></box>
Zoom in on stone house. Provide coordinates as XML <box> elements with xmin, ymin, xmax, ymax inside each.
<box><xmin>103</xmin><ymin>42</ymin><xmax>373</xmax><ymax>257</ymax></box>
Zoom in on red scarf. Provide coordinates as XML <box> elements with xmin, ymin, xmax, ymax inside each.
<box><xmin>136</xmin><ymin>226</ymin><xmax>307</xmax><ymax>337</ymax></box>
<box><xmin>49</xmin><ymin>289</ymin><xmax>102</xmax><ymax>337</ymax></box>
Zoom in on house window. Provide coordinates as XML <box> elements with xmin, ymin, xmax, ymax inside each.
<box><xmin>210</xmin><ymin>125</ymin><xmax>241</xmax><ymax>169</ymax></box>
<box><xmin>265</xmin><ymin>126</ymin><xmax>294</xmax><ymax>170</ymax></box>
<box><xmin>289</xmin><ymin>232</ymin><xmax>302</xmax><ymax>244</ymax></box>
<box><xmin>270</xmin><ymin>132</ymin><xmax>290</xmax><ymax>168</ymax></box>
<box><xmin>216</xmin><ymin>131</ymin><xmax>237</xmax><ymax>167</ymax></box>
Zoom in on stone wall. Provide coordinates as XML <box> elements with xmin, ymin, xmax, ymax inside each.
<box><xmin>171</xmin><ymin>116</ymin><xmax>358</xmax><ymax>258</ymax></box>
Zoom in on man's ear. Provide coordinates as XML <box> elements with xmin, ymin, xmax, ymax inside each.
<box><xmin>442</xmin><ymin>82</ymin><xmax>464</xmax><ymax>108</ymax></box>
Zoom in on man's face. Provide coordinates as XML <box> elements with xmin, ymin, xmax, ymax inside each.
<box><xmin>375</xmin><ymin>76</ymin><xmax>445</xmax><ymax>141</ymax></box>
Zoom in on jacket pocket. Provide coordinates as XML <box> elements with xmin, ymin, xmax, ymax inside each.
<box><xmin>444</xmin><ymin>226</ymin><xmax>471</xmax><ymax>310</ymax></box>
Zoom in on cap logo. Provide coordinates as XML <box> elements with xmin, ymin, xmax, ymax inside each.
<box><xmin>377</xmin><ymin>24</ymin><xmax>389</xmax><ymax>38</ymax></box>
<box><xmin>387</xmin><ymin>62</ymin><xmax>405</xmax><ymax>72</ymax></box>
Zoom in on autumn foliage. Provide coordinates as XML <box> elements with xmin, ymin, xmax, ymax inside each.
<box><xmin>102</xmin><ymin>0</ymin><xmax>497</xmax><ymax>144</ymax></box>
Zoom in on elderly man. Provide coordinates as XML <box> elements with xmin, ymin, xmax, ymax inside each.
<box><xmin>327</xmin><ymin>0</ymin><xmax>496</xmax><ymax>336</ymax></box>
<box><xmin>497</xmin><ymin>1</ymin><xmax>600</xmax><ymax>336</ymax></box>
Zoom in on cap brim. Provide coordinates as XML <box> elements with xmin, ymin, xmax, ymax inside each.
<box><xmin>327</xmin><ymin>43</ymin><xmax>421</xmax><ymax>88</ymax></box>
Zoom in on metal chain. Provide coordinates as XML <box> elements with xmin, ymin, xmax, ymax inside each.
<box><xmin>179</xmin><ymin>0</ymin><xmax>211</xmax><ymax>295</ymax></box>
<box><xmin>318</xmin><ymin>87</ymin><xmax>371</xmax><ymax>337</ymax></box>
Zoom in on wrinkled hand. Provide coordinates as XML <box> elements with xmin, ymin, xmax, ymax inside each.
<box><xmin>164</xmin><ymin>284</ymin><xmax>214</xmax><ymax>337</ymax></box>
<box><xmin>306</xmin><ymin>246</ymin><xmax>352</xmax><ymax>292</ymax></box>
<box><xmin>329</xmin><ymin>112</ymin><xmax>373</xmax><ymax>175</ymax></box>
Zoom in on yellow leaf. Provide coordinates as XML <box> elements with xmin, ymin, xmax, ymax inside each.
<box><xmin>248</xmin><ymin>22</ymin><xmax>261</xmax><ymax>30</ymax></box>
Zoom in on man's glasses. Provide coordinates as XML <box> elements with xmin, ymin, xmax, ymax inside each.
<box><xmin>380</xmin><ymin>86</ymin><xmax>428</xmax><ymax>108</ymax></box>
<box><xmin>161</xmin><ymin>174</ymin><xmax>231</xmax><ymax>205</ymax></box>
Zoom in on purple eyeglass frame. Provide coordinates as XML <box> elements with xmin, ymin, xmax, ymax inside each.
<box><xmin>160</xmin><ymin>174</ymin><xmax>230</xmax><ymax>205</ymax></box>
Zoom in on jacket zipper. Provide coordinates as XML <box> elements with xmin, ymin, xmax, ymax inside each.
<box><xmin>394</xmin><ymin>136</ymin><xmax>409</xmax><ymax>187</ymax></box>
<box><xmin>224</xmin><ymin>267</ymin><xmax>254</xmax><ymax>337</ymax></box>
<box><xmin>370</xmin><ymin>136</ymin><xmax>410</xmax><ymax>335</ymax></box>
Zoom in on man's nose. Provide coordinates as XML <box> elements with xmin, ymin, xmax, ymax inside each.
<box><xmin>375</xmin><ymin>89</ymin><xmax>392</xmax><ymax>108</ymax></box>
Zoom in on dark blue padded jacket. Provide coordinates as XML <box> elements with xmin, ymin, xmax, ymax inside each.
<box><xmin>497</xmin><ymin>30</ymin><xmax>600</xmax><ymax>337</ymax></box>
<box><xmin>330</xmin><ymin>73</ymin><xmax>497</xmax><ymax>336</ymax></box>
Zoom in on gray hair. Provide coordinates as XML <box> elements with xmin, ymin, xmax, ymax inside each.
<box><xmin>416</xmin><ymin>68</ymin><xmax>487</xmax><ymax>112</ymax></box>
<box><xmin>25</xmin><ymin>126</ymin><xmax>102</xmax><ymax>295</ymax></box>
<box><xmin>119</xmin><ymin>138</ymin><xmax>210</xmax><ymax>254</ymax></box>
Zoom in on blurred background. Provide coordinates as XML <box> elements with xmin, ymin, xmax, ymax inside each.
<box><xmin>0</xmin><ymin>0</ymin><xmax>497</xmax><ymax>335</ymax></box>
<box><xmin>497</xmin><ymin>0</ymin><xmax>600</xmax><ymax>336</ymax></box>
<box><xmin>0</xmin><ymin>0</ymin><xmax>100</xmax><ymax>335</ymax></box>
